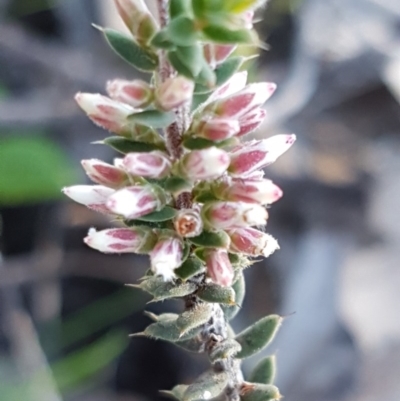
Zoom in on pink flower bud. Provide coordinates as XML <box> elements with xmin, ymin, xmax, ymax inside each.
<box><xmin>106</xmin><ymin>185</ymin><xmax>167</xmax><ymax>219</ymax></box>
<box><xmin>229</xmin><ymin>134</ymin><xmax>296</xmax><ymax>177</ymax></box>
<box><xmin>202</xmin><ymin>201</ymin><xmax>268</xmax><ymax>230</ymax></box>
<box><xmin>62</xmin><ymin>185</ymin><xmax>115</xmax><ymax>214</ymax></box>
<box><xmin>174</xmin><ymin>208</ymin><xmax>203</xmax><ymax>238</ymax></box>
<box><xmin>178</xmin><ymin>147</ymin><xmax>230</xmax><ymax>181</ymax></box>
<box><xmin>207</xmin><ymin>82</ymin><xmax>276</xmax><ymax>119</ymax></box>
<box><xmin>228</xmin><ymin>228</ymin><xmax>279</xmax><ymax>257</ymax></box>
<box><xmin>150</xmin><ymin>236</ymin><xmax>183</xmax><ymax>281</ymax></box>
<box><xmin>123</xmin><ymin>151</ymin><xmax>171</xmax><ymax>178</ymax></box>
<box><xmin>213</xmin><ymin>177</ymin><xmax>283</xmax><ymax>204</ymax></box>
<box><xmin>75</xmin><ymin>93</ymin><xmax>134</xmax><ymax>135</ymax></box>
<box><xmin>84</xmin><ymin>226</ymin><xmax>157</xmax><ymax>254</ymax></box>
<box><xmin>81</xmin><ymin>159</ymin><xmax>127</xmax><ymax>188</ymax></box>
<box><xmin>205</xmin><ymin>249</ymin><xmax>234</xmax><ymax>287</ymax></box>
<box><xmin>238</xmin><ymin>107</ymin><xmax>267</xmax><ymax>137</ymax></box>
<box><xmin>195</xmin><ymin>117</ymin><xmax>240</xmax><ymax>141</ymax></box>
<box><xmin>155</xmin><ymin>76</ymin><xmax>194</xmax><ymax>111</ymax></box>
<box><xmin>106</xmin><ymin>79</ymin><xmax>153</xmax><ymax>108</ymax></box>
<box><xmin>204</xmin><ymin>44</ymin><xmax>237</xmax><ymax>68</ymax></box>
<box><xmin>207</xmin><ymin>71</ymin><xmax>248</xmax><ymax>103</ymax></box>
<box><xmin>114</xmin><ymin>0</ymin><xmax>158</xmax><ymax>45</ymax></box>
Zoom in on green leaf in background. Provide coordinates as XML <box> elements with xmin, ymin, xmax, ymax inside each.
<box><xmin>0</xmin><ymin>135</ymin><xmax>77</xmax><ymax>206</ymax></box>
<box><xmin>197</xmin><ymin>283</ymin><xmax>236</xmax><ymax>305</ymax></box>
<box><xmin>101</xmin><ymin>27</ymin><xmax>158</xmax><ymax>72</ymax></box>
<box><xmin>174</xmin><ymin>256</ymin><xmax>205</xmax><ymax>281</ymax></box>
<box><xmin>168</xmin><ymin>16</ymin><xmax>198</xmax><ymax>46</ymax></box>
<box><xmin>202</xmin><ymin>25</ymin><xmax>254</xmax><ymax>44</ymax></box>
<box><xmin>135</xmin><ymin>206</ymin><xmax>177</xmax><ymax>222</ymax></box>
<box><xmin>169</xmin><ymin>0</ymin><xmax>192</xmax><ymax>18</ymax></box>
<box><xmin>103</xmin><ymin>136</ymin><xmax>164</xmax><ymax>153</ymax></box>
<box><xmin>128</xmin><ymin>109</ymin><xmax>176</xmax><ymax>128</ymax></box>
<box><xmin>189</xmin><ymin>230</ymin><xmax>231</xmax><ymax>248</ymax></box>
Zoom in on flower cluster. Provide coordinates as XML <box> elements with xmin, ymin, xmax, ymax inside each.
<box><xmin>63</xmin><ymin>0</ymin><xmax>295</xmax><ymax>288</ymax></box>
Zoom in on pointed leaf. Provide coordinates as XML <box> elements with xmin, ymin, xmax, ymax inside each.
<box><xmin>160</xmin><ymin>384</ymin><xmax>188</xmax><ymax>400</ymax></box>
<box><xmin>183</xmin><ymin>370</ymin><xmax>228</xmax><ymax>401</ymax></box>
<box><xmin>249</xmin><ymin>356</ymin><xmax>276</xmax><ymax>385</ymax></box>
<box><xmin>222</xmin><ymin>271</ymin><xmax>245</xmax><ymax>320</ymax></box>
<box><xmin>128</xmin><ymin>110</ymin><xmax>176</xmax><ymax>128</ymax></box>
<box><xmin>202</xmin><ymin>25</ymin><xmax>254</xmax><ymax>44</ymax></box>
<box><xmin>175</xmin><ymin>256</ymin><xmax>205</xmax><ymax>280</ymax></box>
<box><xmin>168</xmin><ymin>16</ymin><xmax>198</xmax><ymax>46</ymax></box>
<box><xmin>240</xmin><ymin>383</ymin><xmax>281</xmax><ymax>401</ymax></box>
<box><xmin>183</xmin><ymin>136</ymin><xmax>215</xmax><ymax>150</ymax></box>
<box><xmin>168</xmin><ymin>50</ymin><xmax>196</xmax><ymax>79</ymax></box>
<box><xmin>135</xmin><ymin>206</ymin><xmax>177</xmax><ymax>222</ymax></box>
<box><xmin>209</xmin><ymin>338</ymin><xmax>241</xmax><ymax>362</ymax></box>
<box><xmin>142</xmin><ymin>318</ymin><xmax>202</xmax><ymax>342</ymax></box>
<box><xmin>177</xmin><ymin>303</ymin><xmax>214</xmax><ymax>336</ymax></box>
<box><xmin>176</xmin><ymin>44</ymin><xmax>204</xmax><ymax>77</ymax></box>
<box><xmin>151</xmin><ymin>30</ymin><xmax>175</xmax><ymax>49</ymax></box>
<box><xmin>102</xmin><ymin>28</ymin><xmax>158</xmax><ymax>71</ymax></box>
<box><xmin>189</xmin><ymin>230</ymin><xmax>231</xmax><ymax>248</ymax></box>
<box><xmin>139</xmin><ymin>276</ymin><xmax>197</xmax><ymax>301</ymax></box>
<box><xmin>197</xmin><ymin>284</ymin><xmax>235</xmax><ymax>305</ymax></box>
<box><xmin>235</xmin><ymin>315</ymin><xmax>282</xmax><ymax>359</ymax></box>
<box><xmin>103</xmin><ymin>136</ymin><xmax>163</xmax><ymax>154</ymax></box>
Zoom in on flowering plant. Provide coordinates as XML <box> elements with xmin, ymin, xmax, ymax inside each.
<box><xmin>63</xmin><ymin>1</ymin><xmax>296</xmax><ymax>400</ymax></box>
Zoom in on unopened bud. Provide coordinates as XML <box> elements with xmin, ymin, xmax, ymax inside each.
<box><xmin>204</xmin><ymin>43</ymin><xmax>237</xmax><ymax>68</ymax></box>
<box><xmin>229</xmin><ymin>134</ymin><xmax>296</xmax><ymax>177</ymax></box>
<box><xmin>81</xmin><ymin>159</ymin><xmax>127</xmax><ymax>188</ymax></box>
<box><xmin>212</xmin><ymin>177</ymin><xmax>282</xmax><ymax>204</ymax></box>
<box><xmin>202</xmin><ymin>201</ymin><xmax>268</xmax><ymax>230</ymax></box>
<box><xmin>194</xmin><ymin>117</ymin><xmax>240</xmax><ymax>142</ymax></box>
<box><xmin>205</xmin><ymin>249</ymin><xmax>234</xmax><ymax>287</ymax></box>
<box><xmin>174</xmin><ymin>208</ymin><xmax>203</xmax><ymax>238</ymax></box>
<box><xmin>114</xmin><ymin>0</ymin><xmax>158</xmax><ymax>45</ymax></box>
<box><xmin>238</xmin><ymin>107</ymin><xmax>266</xmax><ymax>137</ymax></box>
<box><xmin>106</xmin><ymin>185</ymin><xmax>167</xmax><ymax>218</ymax></box>
<box><xmin>177</xmin><ymin>147</ymin><xmax>230</xmax><ymax>181</ymax></box>
<box><xmin>150</xmin><ymin>236</ymin><xmax>184</xmax><ymax>281</ymax></box>
<box><xmin>62</xmin><ymin>185</ymin><xmax>114</xmax><ymax>214</ymax></box>
<box><xmin>123</xmin><ymin>151</ymin><xmax>171</xmax><ymax>178</ymax></box>
<box><xmin>84</xmin><ymin>226</ymin><xmax>157</xmax><ymax>254</ymax></box>
<box><xmin>155</xmin><ymin>76</ymin><xmax>194</xmax><ymax>111</ymax></box>
<box><xmin>75</xmin><ymin>93</ymin><xmax>134</xmax><ymax>135</ymax></box>
<box><xmin>228</xmin><ymin>227</ymin><xmax>279</xmax><ymax>257</ymax></box>
<box><xmin>106</xmin><ymin>79</ymin><xmax>153</xmax><ymax>108</ymax></box>
<box><xmin>207</xmin><ymin>71</ymin><xmax>248</xmax><ymax>103</ymax></box>
<box><xmin>207</xmin><ymin>82</ymin><xmax>276</xmax><ymax>119</ymax></box>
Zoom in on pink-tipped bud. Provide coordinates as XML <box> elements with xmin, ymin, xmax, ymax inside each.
<box><xmin>106</xmin><ymin>79</ymin><xmax>153</xmax><ymax>108</ymax></box>
<box><xmin>202</xmin><ymin>201</ymin><xmax>268</xmax><ymax>230</ymax></box>
<box><xmin>123</xmin><ymin>151</ymin><xmax>172</xmax><ymax>178</ymax></box>
<box><xmin>213</xmin><ymin>177</ymin><xmax>283</xmax><ymax>205</ymax></box>
<box><xmin>174</xmin><ymin>208</ymin><xmax>203</xmax><ymax>238</ymax></box>
<box><xmin>106</xmin><ymin>185</ymin><xmax>167</xmax><ymax>219</ymax></box>
<box><xmin>155</xmin><ymin>76</ymin><xmax>194</xmax><ymax>111</ymax></box>
<box><xmin>62</xmin><ymin>185</ymin><xmax>115</xmax><ymax>214</ymax></box>
<box><xmin>229</xmin><ymin>134</ymin><xmax>296</xmax><ymax>177</ymax></box>
<box><xmin>204</xmin><ymin>44</ymin><xmax>237</xmax><ymax>68</ymax></box>
<box><xmin>150</xmin><ymin>236</ymin><xmax>183</xmax><ymax>281</ymax></box>
<box><xmin>207</xmin><ymin>82</ymin><xmax>276</xmax><ymax>119</ymax></box>
<box><xmin>238</xmin><ymin>107</ymin><xmax>267</xmax><ymax>137</ymax></box>
<box><xmin>177</xmin><ymin>147</ymin><xmax>230</xmax><ymax>181</ymax></box>
<box><xmin>205</xmin><ymin>249</ymin><xmax>234</xmax><ymax>287</ymax></box>
<box><xmin>113</xmin><ymin>0</ymin><xmax>158</xmax><ymax>45</ymax></box>
<box><xmin>228</xmin><ymin>228</ymin><xmax>279</xmax><ymax>257</ymax></box>
<box><xmin>195</xmin><ymin>117</ymin><xmax>240</xmax><ymax>142</ymax></box>
<box><xmin>84</xmin><ymin>227</ymin><xmax>157</xmax><ymax>254</ymax></box>
<box><xmin>75</xmin><ymin>93</ymin><xmax>134</xmax><ymax>135</ymax></box>
<box><xmin>208</xmin><ymin>71</ymin><xmax>248</xmax><ymax>103</ymax></box>
<box><xmin>81</xmin><ymin>159</ymin><xmax>127</xmax><ymax>188</ymax></box>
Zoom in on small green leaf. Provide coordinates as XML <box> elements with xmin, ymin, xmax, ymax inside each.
<box><xmin>135</xmin><ymin>206</ymin><xmax>177</xmax><ymax>222</ymax></box>
<box><xmin>249</xmin><ymin>356</ymin><xmax>277</xmax><ymax>385</ymax></box>
<box><xmin>168</xmin><ymin>16</ymin><xmax>198</xmax><ymax>46</ymax></box>
<box><xmin>240</xmin><ymin>383</ymin><xmax>281</xmax><ymax>401</ymax></box>
<box><xmin>102</xmin><ymin>28</ymin><xmax>158</xmax><ymax>71</ymax></box>
<box><xmin>235</xmin><ymin>315</ymin><xmax>282</xmax><ymax>359</ymax></box>
<box><xmin>128</xmin><ymin>109</ymin><xmax>176</xmax><ymax>128</ymax></box>
<box><xmin>222</xmin><ymin>271</ymin><xmax>245</xmax><ymax>320</ymax></box>
<box><xmin>183</xmin><ymin>136</ymin><xmax>215</xmax><ymax>150</ymax></box>
<box><xmin>168</xmin><ymin>50</ymin><xmax>196</xmax><ymax>79</ymax></box>
<box><xmin>192</xmin><ymin>92</ymin><xmax>210</xmax><ymax>111</ymax></box>
<box><xmin>209</xmin><ymin>338</ymin><xmax>242</xmax><ymax>362</ymax></box>
<box><xmin>183</xmin><ymin>370</ymin><xmax>228</xmax><ymax>401</ymax></box>
<box><xmin>161</xmin><ymin>384</ymin><xmax>189</xmax><ymax>400</ymax></box>
<box><xmin>150</xmin><ymin>30</ymin><xmax>175</xmax><ymax>49</ymax></box>
<box><xmin>197</xmin><ymin>284</ymin><xmax>235</xmax><ymax>305</ymax></box>
<box><xmin>170</xmin><ymin>0</ymin><xmax>192</xmax><ymax>18</ymax></box>
<box><xmin>202</xmin><ymin>25</ymin><xmax>254</xmax><ymax>44</ymax></box>
<box><xmin>163</xmin><ymin>176</ymin><xmax>193</xmax><ymax>194</ymax></box>
<box><xmin>196</xmin><ymin>62</ymin><xmax>216</xmax><ymax>88</ymax></box>
<box><xmin>140</xmin><ymin>319</ymin><xmax>201</xmax><ymax>342</ymax></box>
<box><xmin>215</xmin><ymin>56</ymin><xmax>245</xmax><ymax>86</ymax></box>
<box><xmin>189</xmin><ymin>230</ymin><xmax>231</xmax><ymax>248</ymax></box>
<box><xmin>175</xmin><ymin>256</ymin><xmax>205</xmax><ymax>280</ymax></box>
<box><xmin>176</xmin><ymin>44</ymin><xmax>204</xmax><ymax>77</ymax></box>
<box><xmin>177</xmin><ymin>303</ymin><xmax>214</xmax><ymax>336</ymax></box>
<box><xmin>103</xmin><ymin>136</ymin><xmax>163</xmax><ymax>154</ymax></box>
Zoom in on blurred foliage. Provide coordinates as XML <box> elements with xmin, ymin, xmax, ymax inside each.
<box><xmin>0</xmin><ymin>135</ymin><xmax>78</xmax><ymax>206</ymax></box>
<box><xmin>7</xmin><ymin>0</ymin><xmax>58</xmax><ymax>17</ymax></box>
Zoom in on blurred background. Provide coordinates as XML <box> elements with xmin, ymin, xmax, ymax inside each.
<box><xmin>0</xmin><ymin>0</ymin><xmax>400</xmax><ymax>400</ymax></box>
